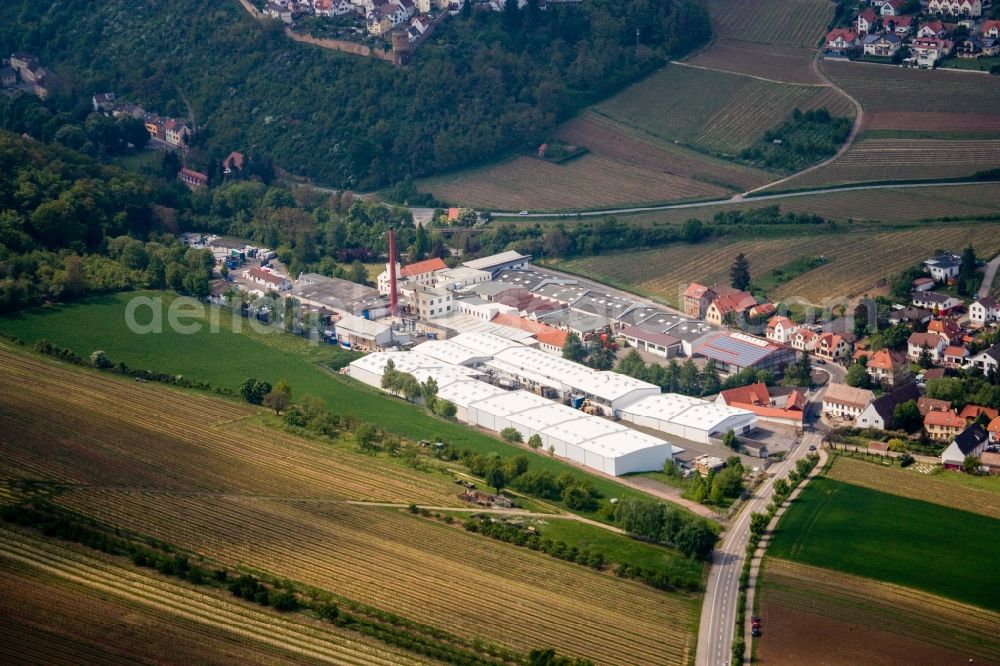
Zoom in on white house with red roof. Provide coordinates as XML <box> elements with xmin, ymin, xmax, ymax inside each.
<box><xmin>816</xmin><ymin>332</ymin><xmax>852</xmax><ymax>361</ymax></box>
<box><xmin>917</xmin><ymin>21</ymin><xmax>947</xmax><ymax>38</ymax></box>
<box><xmin>857</xmin><ymin>8</ymin><xmax>879</xmax><ymax>33</ymax></box>
<box><xmin>911</xmin><ymin>37</ymin><xmax>953</xmax><ymax>65</ymax></box>
<box><xmin>864</xmin><ymin>348</ymin><xmax>911</xmax><ymax>388</ymax></box>
<box><xmin>927</xmin><ymin>0</ymin><xmax>981</xmax><ymax>16</ymax></box>
<box><xmin>970</xmin><ymin>296</ymin><xmax>1000</xmax><ymax>326</ymax></box>
<box><xmin>888</xmin><ymin>15</ymin><xmax>916</xmax><ymax>35</ymax></box>
<box><xmin>879</xmin><ymin>0</ymin><xmax>906</xmax><ymax>16</ymax></box>
<box><xmin>907</xmin><ymin>331</ymin><xmax>948</xmax><ymax>362</ymax></box>
<box><xmin>826</xmin><ymin>28</ymin><xmax>860</xmax><ymax>52</ymax></box>
<box><xmin>716</xmin><ymin>382</ymin><xmax>806</xmax><ymax>429</ymax></box>
<box><xmin>766</xmin><ymin>316</ymin><xmax>798</xmax><ymax>344</ymax></box>
<box><xmin>983</xmin><ymin>20</ymin><xmax>1000</xmax><ymax>38</ymax></box>
<box><xmin>790</xmin><ymin>328</ymin><xmax>819</xmax><ymax>352</ymax></box>
<box><xmin>243</xmin><ymin>266</ymin><xmax>292</xmax><ymax>292</ymax></box>
<box><xmin>377</xmin><ymin>257</ymin><xmax>447</xmax><ymax>295</ymax></box>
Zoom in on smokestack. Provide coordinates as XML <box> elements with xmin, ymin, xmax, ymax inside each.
<box><xmin>388</xmin><ymin>228</ymin><xmax>398</xmax><ymax>318</ymax></box>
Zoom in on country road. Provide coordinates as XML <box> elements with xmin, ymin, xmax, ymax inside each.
<box><xmin>489</xmin><ymin>179</ymin><xmax>993</xmax><ymax>219</ymax></box>
<box><xmin>695</xmin><ymin>382</ymin><xmax>830</xmax><ymax>666</ymax></box>
<box><xmin>980</xmin><ymin>253</ymin><xmax>1000</xmax><ymax>298</ymax></box>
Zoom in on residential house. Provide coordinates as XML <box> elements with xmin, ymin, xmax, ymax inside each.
<box><xmin>178</xmin><ymin>167</ymin><xmax>208</xmax><ymax>189</ymax></box>
<box><xmin>392</xmin><ymin>0</ymin><xmax>415</xmax><ymax>19</ymax></box>
<box><xmin>924</xmin><ymin>409</ymin><xmax>966</xmax><ymax>440</ymax></box>
<box><xmin>415</xmin><ymin>0</ymin><xmax>432</xmax><ymax>12</ymax></box>
<box><xmin>766</xmin><ymin>316</ymin><xmax>798</xmax><ymax>344</ymax></box>
<box><xmin>879</xmin><ymin>0</ymin><xmax>906</xmax><ymax>16</ymax></box>
<box><xmin>958</xmin><ymin>404</ymin><xmax>999</xmax><ymax>423</ymax></box>
<box><xmin>912</xmin><ymin>291</ymin><xmax>961</xmax><ymax>315</ymax></box>
<box><xmin>910</xmin><ymin>37</ymin><xmax>954</xmax><ymax>66</ymax></box>
<box><xmin>864</xmin><ymin>32</ymin><xmax>902</xmax><ymax>55</ymax></box>
<box><xmin>826</xmin><ymin>28</ymin><xmax>860</xmax><ymax>52</ymax></box>
<box><xmin>942</xmin><ymin>345</ymin><xmax>969</xmax><ymax>368</ymax></box>
<box><xmin>907</xmin><ymin>331</ymin><xmax>948</xmax><ymax>362</ymax></box>
<box><xmin>264</xmin><ymin>2</ymin><xmax>294</xmax><ymax>22</ymax></box>
<box><xmin>988</xmin><ymin>415</ymin><xmax>1000</xmax><ymax>442</ymax></box>
<box><xmin>923</xmin><ymin>253</ymin><xmax>961</xmax><ymax>281</ymax></box>
<box><xmin>683</xmin><ymin>283</ymin><xmax>715</xmax><ymax>319</ymax></box>
<box><xmin>917</xmin><ymin>396</ymin><xmax>952</xmax><ymax>416</ymax></box>
<box><xmin>243</xmin><ymin>267</ymin><xmax>292</xmax><ymax>292</ymax></box>
<box><xmin>857</xmin><ymin>8</ymin><xmax>879</xmax><ymax>33</ymax></box>
<box><xmin>790</xmin><ymin>328</ymin><xmax>819</xmax><ymax>352</ymax></box>
<box><xmin>981</xmin><ymin>451</ymin><xmax>1000</xmax><ymax>475</ymax></box>
<box><xmin>408</xmin><ymin>15</ymin><xmax>430</xmax><ymax>41</ymax></box>
<box><xmin>927</xmin><ymin>0</ymin><xmax>981</xmax><ymax>16</ymax></box>
<box><xmin>164</xmin><ymin>119</ymin><xmax>191</xmax><ymax>148</ymax></box>
<box><xmin>888</xmin><ymin>306</ymin><xmax>932</xmax><ymax>326</ymax></box>
<box><xmin>92</xmin><ymin>92</ymin><xmax>116</xmax><ymax>113</ymax></box>
<box><xmin>865</xmin><ymin>348</ymin><xmax>911</xmax><ymax>388</ymax></box>
<box><xmin>928</xmin><ymin>317</ymin><xmax>964</xmax><ymax>345</ymax></box>
<box><xmin>822</xmin><ymin>382</ymin><xmax>875</xmax><ymax>421</ymax></box>
<box><xmin>749</xmin><ymin>303</ymin><xmax>776</xmax><ymax>320</ymax></box>
<box><xmin>983</xmin><ymin>19</ymin><xmax>1000</xmax><ymax>38</ymax></box>
<box><xmin>856</xmin><ymin>382</ymin><xmax>920</xmax><ymax>430</ymax></box>
<box><xmin>917</xmin><ymin>20</ymin><xmax>947</xmax><ymax>38</ymax></box>
<box><xmin>966</xmin><ymin>344</ymin><xmax>1000</xmax><ymax>374</ymax></box>
<box><xmin>705</xmin><ymin>290</ymin><xmax>757</xmax><ymax>326</ymax></box>
<box><xmin>716</xmin><ymin>383</ymin><xmax>806</xmax><ymax>428</ymax></box>
<box><xmin>940</xmin><ymin>424</ymin><xmax>989</xmax><ymax>469</ymax></box>
<box><xmin>223</xmin><ymin>151</ymin><xmax>245</xmax><ymax>175</ymax></box>
<box><xmin>888</xmin><ymin>15</ymin><xmax>916</xmax><ymax>34</ymax></box>
<box><xmin>367</xmin><ymin>9</ymin><xmax>393</xmax><ymax>35</ymax></box>
<box><xmin>969</xmin><ymin>296</ymin><xmax>1000</xmax><ymax>326</ymax></box>
<box><xmin>816</xmin><ymin>332</ymin><xmax>852</xmax><ymax>361</ymax></box>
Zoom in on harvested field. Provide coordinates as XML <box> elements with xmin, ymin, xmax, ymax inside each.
<box><xmin>826</xmin><ymin>455</ymin><xmax>1000</xmax><ymax>519</ymax></box>
<box><xmin>419</xmin><ymin>113</ymin><xmax>775</xmax><ymax>210</ymax></box>
<box><xmin>704</xmin><ymin>0</ymin><xmax>834</xmax><ymax>47</ymax></box>
<box><xmin>685</xmin><ymin>40</ymin><xmax>823</xmax><ymax>84</ymax></box>
<box><xmin>0</xmin><ymin>348</ymin><xmax>460</xmax><ymax>505</ymax></box>
<box><xmin>767</xmin><ymin>477</ymin><xmax>999</xmax><ymax>610</ymax></box>
<box><xmin>822</xmin><ymin>60</ymin><xmax>1000</xmax><ymax>123</ymax></box>
<box><xmin>595</xmin><ymin>66</ymin><xmax>854</xmax><ymax>156</ymax></box>
<box><xmin>0</xmin><ymin>526</ymin><xmax>427</xmax><ymax>666</ymax></box>
<box><xmin>781</xmin><ymin>138</ymin><xmax>1000</xmax><ymax>188</ymax></box>
<box><xmin>757</xmin><ymin>558</ymin><xmax>1000</xmax><ymax>665</ymax></box>
<box><xmin>554</xmin><ymin>221</ymin><xmax>1000</xmax><ymax>306</ymax></box>
<box><xmin>55</xmin><ymin>492</ymin><xmax>700</xmax><ymax>666</ymax></box>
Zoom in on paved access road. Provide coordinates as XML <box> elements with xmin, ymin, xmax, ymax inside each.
<box><xmin>695</xmin><ymin>382</ymin><xmax>829</xmax><ymax>666</ymax></box>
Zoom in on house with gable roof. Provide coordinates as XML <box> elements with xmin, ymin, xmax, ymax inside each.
<box><xmin>941</xmin><ymin>424</ymin><xmax>989</xmax><ymax>469</ymax></box>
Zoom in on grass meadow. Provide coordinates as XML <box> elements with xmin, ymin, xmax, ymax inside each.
<box><xmin>767</xmin><ymin>477</ymin><xmax>1000</xmax><ymax>611</ymax></box>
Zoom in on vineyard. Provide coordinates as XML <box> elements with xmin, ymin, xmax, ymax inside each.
<box><xmin>418</xmin><ymin>113</ymin><xmax>775</xmax><ymax>210</ymax></box>
<box><xmin>684</xmin><ymin>40</ymin><xmax>823</xmax><ymax>84</ymax></box>
<box><xmin>703</xmin><ymin>0</ymin><xmax>835</xmax><ymax>47</ymax></box>
<box><xmin>0</xmin><ymin>348</ymin><xmax>460</xmax><ymax>505</ymax></box>
<box><xmin>54</xmin><ymin>492</ymin><xmax>700</xmax><ymax>666</ymax></box>
<box><xmin>825</xmin><ymin>456</ymin><xmax>1000</xmax><ymax>520</ymax></box>
<box><xmin>0</xmin><ymin>526</ymin><xmax>427</xmax><ymax>666</ymax></box>
<box><xmin>594</xmin><ymin>66</ymin><xmax>854</xmax><ymax>156</ymax></box>
<box><xmin>780</xmin><ymin>138</ymin><xmax>1000</xmax><ymax>188</ymax></box>
<box><xmin>554</xmin><ymin>222</ymin><xmax>1000</xmax><ymax>306</ymax></box>
<box><xmin>767</xmin><ymin>477</ymin><xmax>999</xmax><ymax>610</ymax></box>
<box><xmin>757</xmin><ymin>558</ymin><xmax>1000</xmax><ymax>665</ymax></box>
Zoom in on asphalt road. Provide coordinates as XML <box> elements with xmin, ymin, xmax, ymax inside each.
<box><xmin>694</xmin><ymin>382</ymin><xmax>830</xmax><ymax>666</ymax></box>
<box><xmin>980</xmin><ymin>253</ymin><xmax>1000</xmax><ymax>299</ymax></box>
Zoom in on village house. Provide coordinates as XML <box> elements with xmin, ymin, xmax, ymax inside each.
<box><xmin>682</xmin><ymin>283</ymin><xmax>715</xmax><ymax>319</ymax></box>
<box><xmin>92</xmin><ymin>92</ymin><xmax>116</xmax><ymax>113</ymax></box>
<box><xmin>888</xmin><ymin>15</ymin><xmax>916</xmax><ymax>35</ymax></box>
<box><xmin>907</xmin><ymin>331</ymin><xmax>948</xmax><ymax>362</ymax></box>
<box><xmin>264</xmin><ymin>2</ymin><xmax>294</xmax><ymax>22</ymax></box>
<box><xmin>765</xmin><ymin>316</ymin><xmax>798</xmax><ymax>344</ymax></box>
<box><xmin>923</xmin><ymin>253</ymin><xmax>961</xmax><ymax>281</ymax></box>
<box><xmin>909</xmin><ymin>37</ymin><xmax>954</xmax><ymax>66</ymax></box>
<box><xmin>716</xmin><ymin>383</ymin><xmax>806</xmax><ymax>429</ymax></box>
<box><xmin>926</xmin><ymin>0</ymin><xmax>981</xmax><ymax>16</ymax></box>
<box><xmin>879</xmin><ymin>0</ymin><xmax>906</xmax><ymax>16</ymax></box>
<box><xmin>989</xmin><ymin>416</ymin><xmax>1000</xmax><ymax>443</ymax></box>
<box><xmin>864</xmin><ymin>32</ymin><xmax>902</xmax><ymax>55</ymax></box>
<box><xmin>826</xmin><ymin>28</ymin><xmax>860</xmax><ymax>52</ymax></box>
<box><xmin>917</xmin><ymin>20</ymin><xmax>947</xmax><ymax>38</ymax></box>
<box><xmin>942</xmin><ymin>345</ymin><xmax>969</xmax><ymax>368</ymax></box>
<box><xmin>815</xmin><ymin>332</ymin><xmax>852</xmax><ymax>361</ymax></box>
<box><xmin>164</xmin><ymin>119</ymin><xmax>191</xmax><ymax>148</ymax></box>
<box><xmin>705</xmin><ymin>290</ymin><xmax>758</xmax><ymax>326</ymax></box>
<box><xmin>927</xmin><ymin>317</ymin><xmax>964</xmax><ymax>345</ymax></box>
<box><xmin>856</xmin><ymin>382</ymin><xmax>920</xmax><ymax>430</ymax></box>
<box><xmin>966</xmin><ymin>344</ymin><xmax>1000</xmax><ymax>374</ymax></box>
<box><xmin>177</xmin><ymin>167</ymin><xmax>208</xmax><ymax>189</ymax></box>
<box><xmin>941</xmin><ymin>424</ymin><xmax>989</xmax><ymax>470</ymax></box>
<box><xmin>983</xmin><ymin>19</ymin><xmax>1000</xmax><ymax>38</ymax></box>
<box><xmin>864</xmin><ymin>348</ymin><xmax>911</xmax><ymax>388</ymax></box>
<box><xmin>822</xmin><ymin>382</ymin><xmax>874</xmax><ymax>422</ymax></box>
<box><xmin>888</xmin><ymin>306</ymin><xmax>932</xmax><ymax>326</ymax></box>
<box><xmin>857</xmin><ymin>8</ymin><xmax>879</xmax><ymax>33</ymax></box>
<box><xmin>969</xmin><ymin>296</ymin><xmax>1000</xmax><ymax>326</ymax></box>
<box><xmin>911</xmin><ymin>291</ymin><xmax>961</xmax><ymax>315</ymax></box>
<box><xmin>223</xmin><ymin>151</ymin><xmax>245</xmax><ymax>175</ymax></box>
<box><xmin>917</xmin><ymin>396</ymin><xmax>952</xmax><ymax>416</ymax></box>
<box><xmin>790</xmin><ymin>328</ymin><xmax>819</xmax><ymax>352</ymax></box>
<box><xmin>924</xmin><ymin>409</ymin><xmax>966</xmax><ymax>441</ymax></box>
<box><xmin>958</xmin><ymin>404</ymin><xmax>999</xmax><ymax>424</ymax></box>
<box><xmin>243</xmin><ymin>266</ymin><xmax>292</xmax><ymax>292</ymax></box>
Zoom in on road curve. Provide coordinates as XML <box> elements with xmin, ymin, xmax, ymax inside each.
<box><xmin>489</xmin><ymin>179</ymin><xmax>991</xmax><ymax>219</ymax></box>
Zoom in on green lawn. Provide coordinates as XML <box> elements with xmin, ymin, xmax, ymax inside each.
<box><xmin>0</xmin><ymin>291</ymin><xmax>692</xmax><ymax>521</ymax></box>
<box><xmin>768</xmin><ymin>477</ymin><xmax>1000</xmax><ymax>610</ymax></box>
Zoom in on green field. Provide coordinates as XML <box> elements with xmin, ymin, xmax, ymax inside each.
<box><xmin>768</xmin><ymin>477</ymin><xmax>1000</xmax><ymax>610</ymax></box>
<box><xmin>704</xmin><ymin>0</ymin><xmax>834</xmax><ymax>47</ymax></box>
<box><xmin>0</xmin><ymin>292</ymin><xmax>681</xmax><ymax>519</ymax></box>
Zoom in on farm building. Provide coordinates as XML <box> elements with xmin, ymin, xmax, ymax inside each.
<box><xmin>485</xmin><ymin>345</ymin><xmax>661</xmax><ymax>414</ymax></box>
<box><xmin>692</xmin><ymin>332</ymin><xmax>796</xmax><ymax>376</ymax></box>
<box><xmin>618</xmin><ymin>393</ymin><xmax>756</xmax><ymax>444</ymax></box>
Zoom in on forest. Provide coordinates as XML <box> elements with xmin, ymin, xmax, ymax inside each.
<box><xmin>0</xmin><ymin>0</ymin><xmax>710</xmax><ymax>189</ymax></box>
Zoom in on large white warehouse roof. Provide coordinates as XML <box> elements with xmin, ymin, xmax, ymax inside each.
<box><xmin>349</xmin><ymin>351</ymin><xmax>475</xmax><ymax>377</ymax></box>
<box><xmin>468</xmin><ymin>389</ymin><xmax>552</xmax><ymax>417</ymax></box>
<box><xmin>436</xmin><ymin>380</ymin><xmax>507</xmax><ymax>408</ymax></box>
<box><xmin>623</xmin><ymin>393</ymin><xmax>753</xmax><ymax>429</ymax></box>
